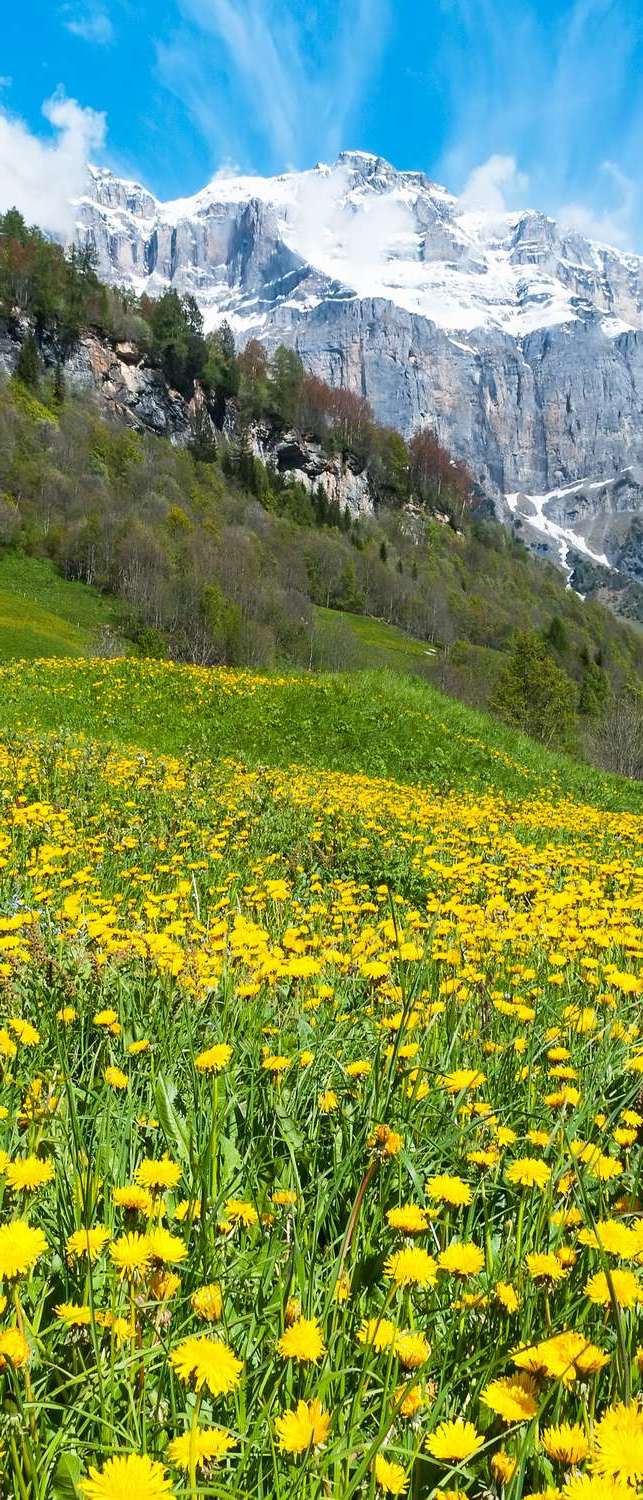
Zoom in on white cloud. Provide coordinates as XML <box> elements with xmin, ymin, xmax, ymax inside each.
<box><xmin>434</xmin><ymin>0</ymin><xmax>643</xmax><ymax>250</ymax></box>
<box><xmin>156</xmin><ymin>0</ymin><xmax>389</xmax><ymax>171</ymax></box>
<box><xmin>559</xmin><ymin>163</ymin><xmax>638</xmax><ymax>250</ymax></box>
<box><xmin>0</xmin><ymin>93</ymin><xmax>106</xmax><ymax>236</ymax></box>
<box><xmin>63</xmin><ymin>5</ymin><xmax>114</xmax><ymax>44</ymax></box>
<box><xmin>461</xmin><ymin>154</ymin><xmax>528</xmax><ymax>214</ymax></box>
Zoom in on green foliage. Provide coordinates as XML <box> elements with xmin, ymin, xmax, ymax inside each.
<box><xmin>491</xmin><ymin>630</ymin><xmax>578</xmax><ymax>747</ymax></box>
<box><xmin>545</xmin><ymin>613</ymin><xmax>569</xmax><ymax>653</ymax></box>
<box><xmin>15</xmin><ymin>330</ymin><xmax>41</xmax><ymax>388</ymax></box>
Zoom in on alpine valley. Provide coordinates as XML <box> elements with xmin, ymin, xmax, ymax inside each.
<box><xmin>74</xmin><ymin>150</ymin><xmax>643</xmax><ymax>593</ymax></box>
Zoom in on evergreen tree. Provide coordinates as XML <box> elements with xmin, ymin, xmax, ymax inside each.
<box><xmin>545</xmin><ymin>614</ymin><xmax>569</xmax><ymax>653</ymax></box>
<box><xmin>491</xmin><ymin>632</ymin><xmax>577</xmax><ymax>747</ymax></box>
<box><xmin>15</xmin><ymin>333</ymin><xmax>40</xmax><ymax>389</ymax></box>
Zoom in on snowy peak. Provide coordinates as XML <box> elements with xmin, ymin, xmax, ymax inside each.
<box><xmin>75</xmin><ymin>154</ymin><xmax>643</xmax><ymax>340</ymax></box>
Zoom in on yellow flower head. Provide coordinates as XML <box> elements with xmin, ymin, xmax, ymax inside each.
<box><xmin>374</xmin><ymin>1454</ymin><xmax>409</xmax><ymax>1495</ymax></box>
<box><xmin>6</xmin><ymin>1156</ymin><xmax>54</xmax><ymax>1193</ymax></box>
<box><xmin>480</xmin><ymin>1372</ymin><xmax>539</xmax><ymax>1423</ymax></box>
<box><xmin>585</xmin><ymin>1269</ymin><xmax>640</xmax><ymax>1308</ymax></box>
<box><xmin>109</xmin><ymin>1232</ymin><xmax>151</xmax><ymax>1281</ymax></box>
<box><xmin>541</xmin><ymin>1422</ymin><xmax>589</xmax><ymax>1465</ymax></box>
<box><xmin>387</xmin><ymin>1204</ymin><xmax>429</xmax><ymax>1234</ymax></box>
<box><xmin>168</xmin><ymin>1426</ymin><xmax>236</xmax><ymax>1470</ymax></box>
<box><xmin>66</xmin><ymin>1226</ymin><xmax>110</xmax><ymax>1263</ymax></box>
<box><xmin>438</xmin><ymin>1242</ymin><xmax>484</xmax><ymax>1277</ymax></box>
<box><xmin>191</xmin><ymin>1283</ymin><xmax>223</xmax><ymax>1321</ymax></box>
<box><xmin>357</xmin><ymin>1316</ymin><xmax>398</xmax><ymax>1351</ymax></box>
<box><xmin>170</xmin><ymin>1334</ymin><xmax>242</xmax><ymax>1397</ymax></box>
<box><xmin>426</xmin><ymin>1418</ymin><xmax>484</xmax><ymax>1462</ymax></box>
<box><xmin>0</xmin><ymin>1220</ymin><xmax>47</xmax><ymax>1279</ymax></box>
<box><xmin>394</xmin><ymin>1330</ymin><xmax>430</xmax><ymax>1369</ymax></box>
<box><xmin>277</xmin><ymin>1316</ymin><xmax>326</xmax><ymax>1363</ymax></box>
<box><xmin>195</xmin><ymin>1043</ymin><xmax>233</xmax><ymax>1073</ymax></box>
<box><xmin>385</xmin><ymin>1247</ymin><xmax>438</xmax><ymax>1288</ymax></box>
<box><xmin>275</xmin><ymin>1398</ymin><xmax>330</xmax><ymax>1454</ymax></box>
<box><xmin>0</xmin><ymin>1327</ymin><xmax>30</xmax><ymax>1370</ymax></box>
<box><xmin>135</xmin><ymin>1159</ymin><xmax>181</xmax><ymax>1192</ymax></box>
<box><xmin>506</xmin><ymin>1158</ymin><xmax>551</xmax><ymax>1190</ymax></box>
<box><xmin>426</xmin><ymin>1174</ymin><xmax>472</xmax><ymax>1207</ymax></box>
<box><xmin>591</xmin><ymin>1402</ymin><xmax>643</xmax><ymax>1482</ymax></box>
<box><xmin>79</xmin><ymin>1454</ymin><xmax>172</xmax><ymax>1499</ymax></box>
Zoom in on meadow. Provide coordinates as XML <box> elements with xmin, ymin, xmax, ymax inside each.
<box><xmin>0</xmin><ymin>657</ymin><xmax>642</xmax><ymax>1498</ymax></box>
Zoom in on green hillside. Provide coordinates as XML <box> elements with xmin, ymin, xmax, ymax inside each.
<box><xmin>0</xmin><ymin>553</ymin><xmax>120</xmax><ymax>659</ymax></box>
<box><xmin>0</xmin><ymin>653</ymin><xmax>639</xmax><ymax>811</ymax></box>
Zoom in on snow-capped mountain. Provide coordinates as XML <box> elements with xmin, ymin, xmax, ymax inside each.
<box><xmin>74</xmin><ymin>151</ymin><xmax>643</xmax><ymax>519</ymax></box>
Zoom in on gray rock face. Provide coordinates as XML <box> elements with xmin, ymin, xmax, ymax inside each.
<box><xmin>73</xmin><ymin>154</ymin><xmax>643</xmax><ymax>505</ymax></box>
<box><xmin>0</xmin><ymin>319</ymin><xmax>193</xmax><ymax>441</ymax></box>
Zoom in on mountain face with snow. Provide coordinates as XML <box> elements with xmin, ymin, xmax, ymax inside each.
<box><xmin>74</xmin><ymin>151</ymin><xmax>643</xmax><ymax>582</ymax></box>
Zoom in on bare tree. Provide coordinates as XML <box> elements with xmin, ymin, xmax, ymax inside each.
<box><xmin>590</xmin><ymin>696</ymin><xmax>643</xmax><ymax>779</ymax></box>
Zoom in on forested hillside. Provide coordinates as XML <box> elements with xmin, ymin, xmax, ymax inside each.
<box><xmin>1</xmin><ymin>206</ymin><xmax>643</xmax><ymax>766</ymax></box>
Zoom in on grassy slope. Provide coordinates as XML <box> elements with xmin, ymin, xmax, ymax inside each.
<box><xmin>0</xmin><ymin>654</ymin><xmax>639</xmax><ymax>812</ymax></box>
<box><xmin>0</xmin><ymin>553</ymin><xmax>119</xmax><ymax>659</ymax></box>
<box><xmin>315</xmin><ymin>606</ymin><xmax>437</xmax><ymax>671</ymax></box>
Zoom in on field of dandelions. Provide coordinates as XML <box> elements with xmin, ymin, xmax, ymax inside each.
<box><xmin>0</xmin><ymin>657</ymin><xmax>643</xmax><ymax>1499</ymax></box>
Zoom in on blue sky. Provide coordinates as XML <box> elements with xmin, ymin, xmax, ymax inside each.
<box><xmin>1</xmin><ymin>0</ymin><xmax>643</xmax><ymax>247</ymax></box>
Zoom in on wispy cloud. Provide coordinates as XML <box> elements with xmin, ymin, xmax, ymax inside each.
<box><xmin>0</xmin><ymin>93</ymin><xmax>105</xmax><ymax>235</ymax></box>
<box><xmin>63</xmin><ymin>4</ymin><xmax>114</xmax><ymax>45</ymax></box>
<box><xmin>156</xmin><ymin>0</ymin><xmax>390</xmax><ymax>173</ymax></box>
<box><xmin>434</xmin><ymin>0</ymin><xmax>643</xmax><ymax>247</ymax></box>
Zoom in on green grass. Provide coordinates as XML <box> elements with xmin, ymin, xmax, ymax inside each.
<box><xmin>315</xmin><ymin>607</ymin><xmax>437</xmax><ymax>671</ymax></box>
<box><xmin>0</xmin><ymin>553</ymin><xmax>120</xmax><ymax>659</ymax></box>
<box><xmin>0</xmin><ymin>655</ymin><xmax>639</xmax><ymax>811</ymax></box>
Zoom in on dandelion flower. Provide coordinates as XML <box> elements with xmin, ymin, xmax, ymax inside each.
<box><xmin>109</xmin><ymin>1232</ymin><xmax>151</xmax><ymax>1280</ymax></box>
<box><xmin>387</xmin><ymin>1205</ymin><xmax>429</xmax><ymax>1233</ymax></box>
<box><xmin>170</xmin><ymin>1334</ymin><xmax>242</xmax><ymax>1396</ymax></box>
<box><xmin>526</xmin><ymin>1251</ymin><xmax>568</xmax><ymax>1283</ymax></box>
<box><xmin>440</xmin><ymin>1069</ymin><xmax>486</xmax><ymax>1094</ymax></box>
<box><xmin>438</xmin><ymin>1242</ymin><xmax>484</xmax><ymax>1277</ymax></box>
<box><xmin>491</xmin><ymin>1452</ymin><xmax>517</xmax><ymax>1484</ymax></box>
<box><xmin>357</xmin><ymin>1317</ymin><xmax>397</xmax><ymax>1351</ymax></box>
<box><xmin>427</xmin><ymin>1174</ymin><xmax>472</xmax><ymax>1207</ymax></box>
<box><xmin>55</xmin><ymin>1303</ymin><xmax>92</xmax><ymax>1327</ymax></box>
<box><xmin>584</xmin><ymin>1269</ymin><xmax>640</xmax><ymax>1308</ymax></box>
<box><xmin>79</xmin><ymin>1454</ymin><xmax>173</xmax><ymax>1499</ymax></box>
<box><xmin>66</xmin><ymin>1226</ymin><xmax>110</xmax><ymax>1262</ymax></box>
<box><xmin>104</xmin><ymin>1067</ymin><xmax>128</xmax><ymax>1091</ymax></box>
<box><xmin>394</xmin><ymin>1331</ymin><xmax>430</xmax><ymax>1368</ymax></box>
<box><xmin>277</xmin><ymin>1316</ymin><xmax>326</xmax><ymax>1363</ymax></box>
<box><xmin>224</xmin><ymin>1198</ymin><xmax>258</xmax><ymax>1227</ymax></box>
<box><xmin>480</xmin><ymin>1373</ymin><xmax>539</xmax><ymax>1423</ymax></box>
<box><xmin>0</xmin><ymin>1220</ymin><xmax>47</xmax><ymax>1278</ymax></box>
<box><xmin>591</xmin><ymin>1402</ymin><xmax>643</xmax><ymax>1481</ymax></box>
<box><xmin>168</xmin><ymin>1427</ymin><xmax>236</xmax><ymax>1469</ymax></box>
<box><xmin>191</xmin><ymin>1283</ymin><xmax>223</xmax><ymax>1321</ymax></box>
<box><xmin>0</xmin><ymin>1328</ymin><xmax>30</xmax><ymax>1369</ymax></box>
<box><xmin>145</xmin><ymin>1227</ymin><xmax>187</xmax><ymax>1265</ymax></box>
<box><xmin>275</xmin><ymin>1398</ymin><xmax>330</xmax><ymax>1454</ymax></box>
<box><xmin>195</xmin><ymin>1043</ymin><xmax>232</xmax><ymax>1073</ymax></box>
<box><xmin>506</xmin><ymin>1158</ymin><xmax>551</xmax><ymax>1190</ymax></box>
<box><xmin>6</xmin><ymin>1157</ymin><xmax>54</xmax><ymax>1192</ymax></box>
<box><xmin>495</xmin><ymin>1282</ymin><xmax>520</xmax><ymax>1313</ymax></box>
<box><xmin>426</xmin><ymin>1418</ymin><xmax>484</xmax><ymax>1463</ymax></box>
<box><xmin>113</xmin><ymin>1185</ymin><xmax>155</xmax><ymax>1216</ymax></box>
<box><xmin>541</xmin><ymin>1423</ymin><xmax>589</xmax><ymax>1465</ymax></box>
<box><xmin>385</xmin><ymin>1247</ymin><xmax>438</xmax><ymax>1288</ymax></box>
<box><xmin>135</xmin><ymin>1159</ymin><xmax>181</xmax><ymax>1192</ymax></box>
<box><xmin>374</xmin><ymin>1454</ymin><xmax>409</xmax><ymax>1495</ymax></box>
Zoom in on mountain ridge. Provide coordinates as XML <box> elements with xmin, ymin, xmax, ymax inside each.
<box><xmin>74</xmin><ymin>151</ymin><xmax>643</xmax><ymax>522</ymax></box>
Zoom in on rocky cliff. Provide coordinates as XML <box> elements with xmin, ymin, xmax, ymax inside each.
<box><xmin>74</xmin><ymin>151</ymin><xmax>643</xmax><ymax>503</ymax></box>
<box><xmin>0</xmin><ymin>318</ymin><xmax>374</xmax><ymax>520</ymax></box>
